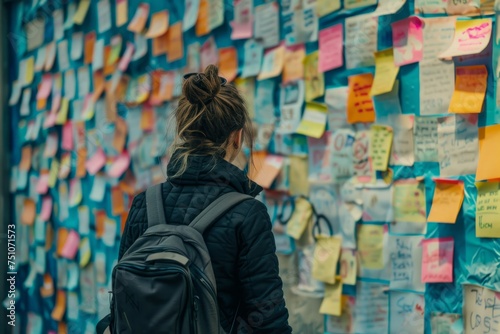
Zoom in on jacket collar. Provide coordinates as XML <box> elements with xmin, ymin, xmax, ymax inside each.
<box><xmin>166</xmin><ymin>152</ymin><xmax>262</xmax><ymax>197</ymax></box>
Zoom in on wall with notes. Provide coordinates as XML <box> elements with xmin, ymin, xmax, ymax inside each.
<box><xmin>6</xmin><ymin>0</ymin><xmax>500</xmax><ymax>333</ymax></box>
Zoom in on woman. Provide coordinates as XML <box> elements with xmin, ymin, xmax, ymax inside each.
<box><xmin>111</xmin><ymin>65</ymin><xmax>291</xmax><ymax>333</ymax></box>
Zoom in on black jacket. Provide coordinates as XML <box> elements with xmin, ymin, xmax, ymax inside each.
<box><xmin>113</xmin><ymin>154</ymin><xmax>291</xmax><ymax>333</ymax></box>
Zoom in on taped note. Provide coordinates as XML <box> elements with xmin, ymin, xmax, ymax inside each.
<box><xmin>428</xmin><ymin>179</ymin><xmax>464</xmax><ymax>223</ymax></box>
<box><xmin>421</xmin><ymin>237</ymin><xmax>454</xmax><ymax>283</ymax></box>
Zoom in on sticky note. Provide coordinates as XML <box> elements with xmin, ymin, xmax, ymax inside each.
<box><xmin>231</xmin><ymin>0</ymin><xmax>253</xmax><ymax>40</ymax></box>
<box><xmin>74</xmin><ymin>0</ymin><xmax>90</xmax><ymax>25</ymax></box>
<box><xmin>304</xmin><ymin>51</ymin><xmax>325</xmax><ymax>101</ymax></box>
<box><xmin>369</xmin><ymin>125</ymin><xmax>393</xmax><ymax>171</ymax></box>
<box><xmin>83</xmin><ymin>31</ymin><xmax>96</xmax><ymax>65</ymax></box>
<box><xmin>296</xmin><ymin>102</ymin><xmax>328</xmax><ymax>139</ymax></box>
<box><xmin>40</xmin><ymin>274</ymin><xmax>54</xmax><ymax>297</ymax></box>
<box><xmin>102</xmin><ymin>218</ymin><xmax>117</xmax><ymax>247</ymax></box>
<box><xmin>79</xmin><ymin>237</ymin><xmax>91</xmax><ymax>268</ymax></box>
<box><xmin>357</xmin><ymin>224</ymin><xmax>384</xmax><ymax>270</ymax></box>
<box><xmin>208</xmin><ymin>0</ymin><xmax>224</xmax><ymax>31</ymax></box>
<box><xmin>439</xmin><ymin>18</ymin><xmax>492</xmax><ymax>59</ymax></box>
<box><xmin>200</xmin><ymin>36</ymin><xmax>218</xmax><ymax>70</ymax></box>
<box><xmin>19</xmin><ymin>145</ymin><xmax>32</xmax><ymax>171</ymax></box>
<box><xmin>312</xmin><ymin>236</ymin><xmax>342</xmax><ymax>284</ymax></box>
<box><xmin>319</xmin><ymin>278</ymin><xmax>343</xmax><ymax>316</ymax></box>
<box><xmin>40</xmin><ymin>196</ymin><xmax>53</xmax><ymax>221</ymax></box>
<box><xmin>448</xmin><ymin>65</ymin><xmax>487</xmax><ymax>114</ymax></box>
<box><xmin>128</xmin><ymin>3</ymin><xmax>149</xmax><ymax>33</ymax></box>
<box><xmin>61</xmin><ymin>230</ymin><xmax>80</xmax><ymax>260</ymax></box>
<box><xmin>257</xmin><ymin>44</ymin><xmax>285</xmax><ymax>80</ymax></box>
<box><xmin>286</xmin><ymin>197</ymin><xmax>313</xmax><ymax>240</ymax></box>
<box><xmin>254</xmin><ymin>2</ymin><xmax>280</xmax><ymax>48</ymax></box>
<box><xmin>116</xmin><ymin>0</ymin><xmax>128</xmax><ymax>27</ymax></box>
<box><xmin>37</xmin><ymin>74</ymin><xmax>52</xmax><ymax>100</ymax></box>
<box><xmin>85</xmin><ymin>148</ymin><xmax>106</xmax><ymax>175</ymax></box>
<box><xmin>118</xmin><ymin>42</ymin><xmax>135</xmax><ymax>72</ymax></box>
<box><xmin>76</xmin><ymin>147</ymin><xmax>87</xmax><ymax>179</ymax></box>
<box><xmin>316</xmin><ymin>0</ymin><xmax>341</xmax><ymax>17</ymax></box>
<box><xmin>108</xmin><ymin>151</ymin><xmax>131</xmax><ymax>178</ymax></box>
<box><xmin>283</xmin><ymin>45</ymin><xmax>305</xmax><ymax>84</ymax></box>
<box><xmin>253</xmin><ymin>155</ymin><xmax>284</xmax><ymax>189</ymax></box>
<box><xmin>153</xmin><ymin>32</ymin><xmax>169</xmax><ymax>56</ymax></box>
<box><xmin>21</xmin><ymin>198</ymin><xmax>36</xmax><ymax>226</ymax></box>
<box><xmin>344</xmin><ymin>0</ymin><xmax>377</xmax><ymax>9</ymax></box>
<box><xmin>371</xmin><ymin>49</ymin><xmax>399</xmax><ymax>96</ymax></box>
<box><xmin>167</xmin><ymin>22</ymin><xmax>184</xmax><ymax>62</ymax></box>
<box><xmin>477</xmin><ymin>124</ymin><xmax>500</xmax><ymax>181</ymax></box>
<box><xmin>219</xmin><ymin>47</ymin><xmax>238</xmax><ymax>82</ymax></box>
<box><xmin>51</xmin><ymin>290</ymin><xmax>66</xmax><ymax>321</ymax></box>
<box><xmin>111</xmin><ymin>186</ymin><xmax>125</xmax><ymax>216</ymax></box>
<box><xmin>183</xmin><ymin>0</ymin><xmax>200</xmax><ymax>32</ymax></box>
<box><xmin>421</xmin><ymin>237</ymin><xmax>454</xmax><ymax>283</ymax></box>
<box><xmin>289</xmin><ymin>155</ymin><xmax>310</xmax><ymax>196</ymax></box>
<box><xmin>145</xmin><ymin>10</ymin><xmax>169</xmax><ymax>38</ymax></box>
<box><xmin>392</xmin><ymin>16</ymin><xmax>423</xmax><ymax>66</ymax></box>
<box><xmin>318</xmin><ymin>24</ymin><xmax>343</xmax><ymax>73</ymax></box>
<box><xmin>428</xmin><ymin>179</ymin><xmax>464</xmax><ymax>223</ymax></box>
<box><xmin>69</xmin><ymin>178</ymin><xmax>82</xmax><ymax>207</ymax></box>
<box><xmin>476</xmin><ymin>181</ymin><xmax>500</xmax><ymax>238</ymax></box>
<box><xmin>389</xmin><ymin>292</ymin><xmax>425</xmax><ymax>332</ymax></box>
<box><xmin>340</xmin><ymin>249</ymin><xmax>357</xmax><ymax>285</ymax></box>
<box><xmin>347</xmin><ymin>73</ymin><xmax>375</xmax><ymax>123</ymax></box>
<box><xmin>393</xmin><ymin>180</ymin><xmax>427</xmax><ymax>224</ymax></box>
<box><xmin>196</xmin><ymin>0</ymin><xmax>210</xmax><ymax>36</ymax></box>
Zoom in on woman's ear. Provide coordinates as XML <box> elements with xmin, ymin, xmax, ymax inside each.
<box><xmin>233</xmin><ymin>129</ymin><xmax>243</xmax><ymax>150</ymax></box>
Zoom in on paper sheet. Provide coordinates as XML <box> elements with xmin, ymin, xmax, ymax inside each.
<box><xmin>476</xmin><ymin>181</ymin><xmax>500</xmax><ymax>238</ymax></box>
<box><xmin>167</xmin><ymin>22</ymin><xmax>183</xmax><ymax>62</ymax></box>
<box><xmin>330</xmin><ymin>129</ymin><xmax>355</xmax><ymax>183</ymax></box>
<box><xmin>389</xmin><ymin>292</ymin><xmax>425</xmax><ymax>333</ymax></box>
<box><xmin>392</xmin><ymin>16</ymin><xmax>423</xmax><ymax>66</ymax></box>
<box><xmin>388</xmin><ymin>235</ymin><xmax>425</xmax><ymax>292</ymax></box>
<box><xmin>414</xmin><ymin>117</ymin><xmax>439</xmax><ymax>162</ymax></box>
<box><xmin>357</xmin><ymin>224</ymin><xmax>384</xmax><ymax>270</ymax></box>
<box><xmin>289</xmin><ymin>155</ymin><xmax>310</xmax><ymax>197</ymax></box>
<box><xmin>371</xmin><ymin>48</ymin><xmax>399</xmax><ymax>96</ymax></box>
<box><xmin>421</xmin><ymin>237</ymin><xmax>454</xmax><ymax>283</ymax></box>
<box><xmin>231</xmin><ymin>0</ymin><xmax>253</xmax><ymax>40</ymax></box>
<box><xmin>347</xmin><ymin>73</ymin><xmax>375</xmax><ymax>123</ymax></box>
<box><xmin>369</xmin><ymin>125</ymin><xmax>393</xmax><ymax>171</ymax></box>
<box><xmin>353</xmin><ymin>281</ymin><xmax>388</xmax><ymax>334</ymax></box>
<box><xmin>362</xmin><ymin>183</ymin><xmax>393</xmax><ymax>222</ymax></box>
<box><xmin>415</xmin><ymin>0</ymin><xmax>447</xmax><ymax>13</ymax></box>
<box><xmin>304</xmin><ymin>51</ymin><xmax>325</xmax><ymax>101</ymax></box>
<box><xmin>51</xmin><ymin>290</ymin><xmax>66</xmax><ymax>321</ymax></box>
<box><xmin>477</xmin><ymin>124</ymin><xmax>500</xmax><ymax>181</ymax></box>
<box><xmin>317</xmin><ymin>0</ymin><xmax>341</xmax><ymax>17</ymax></box>
<box><xmin>282</xmin><ymin>45</ymin><xmax>305</xmax><ymax>84</ymax></box>
<box><xmin>73</xmin><ymin>0</ymin><xmax>90</xmax><ymax>25</ymax></box>
<box><xmin>286</xmin><ymin>197</ymin><xmax>313</xmax><ymax>239</ymax></box>
<box><xmin>325</xmin><ymin>296</ymin><xmax>355</xmax><ymax>334</ymax></box>
<box><xmin>345</xmin><ymin>13</ymin><xmax>378</xmax><ymax>69</ymax></box>
<box><xmin>318</xmin><ymin>24</ymin><xmax>343</xmax><ymax>73</ymax></box>
<box><xmin>145</xmin><ymin>10</ymin><xmax>169</xmax><ymax>39</ymax></box>
<box><xmin>128</xmin><ymin>3</ymin><xmax>149</xmax><ymax>33</ymax></box>
<box><xmin>254</xmin><ymin>2</ymin><xmax>280</xmax><ymax>48</ymax></box>
<box><xmin>278</xmin><ymin>81</ymin><xmax>303</xmax><ymax>134</ymax></box>
<box><xmin>440</xmin><ymin>19</ymin><xmax>492</xmax><ymax>59</ymax></box>
<box><xmin>253</xmin><ymin>155</ymin><xmax>284</xmax><ymax>189</ymax></box>
<box><xmin>241</xmin><ymin>39</ymin><xmax>263</xmax><ymax>78</ymax></box>
<box><xmin>449</xmin><ymin>65</ymin><xmax>488</xmax><ymax>113</ymax></box>
<box><xmin>428</xmin><ymin>179</ymin><xmax>464</xmax><ymax>223</ymax></box>
<box><xmin>183</xmin><ymin>0</ymin><xmax>200</xmax><ymax>32</ymax></box>
<box><xmin>463</xmin><ymin>285</ymin><xmax>500</xmax><ymax>334</ymax></box>
<box><xmin>353</xmin><ymin>130</ymin><xmax>372</xmax><ymax>180</ymax></box>
<box><xmin>219</xmin><ymin>47</ymin><xmax>238</xmax><ymax>82</ymax></box>
<box><xmin>97</xmin><ymin>0</ymin><xmax>112</xmax><ymax>33</ymax></box>
<box><xmin>393</xmin><ymin>180</ymin><xmax>427</xmax><ymax>224</ymax></box>
<box><xmin>340</xmin><ymin>249</ymin><xmax>357</xmax><ymax>285</ymax></box>
<box><xmin>296</xmin><ymin>102</ymin><xmax>328</xmax><ymax>139</ymax></box>
<box><xmin>431</xmin><ymin>313</ymin><xmax>462</xmax><ymax>334</ymax></box>
<box><xmin>257</xmin><ymin>44</ymin><xmax>284</xmax><ymax>80</ymax></box>
<box><xmin>388</xmin><ymin>114</ymin><xmax>415</xmax><ymax>166</ymax></box>
<box><xmin>325</xmin><ymin>87</ymin><xmax>348</xmax><ymax>130</ymax></box>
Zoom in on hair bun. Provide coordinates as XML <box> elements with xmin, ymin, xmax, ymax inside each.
<box><xmin>183</xmin><ymin>65</ymin><xmax>222</xmax><ymax>105</ymax></box>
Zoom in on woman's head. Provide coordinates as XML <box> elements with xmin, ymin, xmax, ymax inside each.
<box><xmin>169</xmin><ymin>65</ymin><xmax>253</xmax><ymax>175</ymax></box>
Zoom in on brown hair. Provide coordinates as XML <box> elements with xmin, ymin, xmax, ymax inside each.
<box><xmin>168</xmin><ymin>65</ymin><xmax>253</xmax><ymax>177</ymax></box>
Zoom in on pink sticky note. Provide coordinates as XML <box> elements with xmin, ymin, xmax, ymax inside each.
<box><xmin>107</xmin><ymin>151</ymin><xmax>131</xmax><ymax>178</ymax></box>
<box><xmin>40</xmin><ymin>196</ymin><xmax>53</xmax><ymax>221</ymax></box>
<box><xmin>392</xmin><ymin>16</ymin><xmax>423</xmax><ymax>66</ymax></box>
<box><xmin>86</xmin><ymin>148</ymin><xmax>107</xmax><ymax>175</ymax></box>
<box><xmin>61</xmin><ymin>230</ymin><xmax>80</xmax><ymax>260</ymax></box>
<box><xmin>43</xmin><ymin>133</ymin><xmax>59</xmax><ymax>157</ymax></box>
<box><xmin>37</xmin><ymin>74</ymin><xmax>53</xmax><ymax>100</ymax></box>
<box><xmin>200</xmin><ymin>37</ymin><xmax>219</xmax><ymax>71</ymax></box>
<box><xmin>318</xmin><ymin>24</ymin><xmax>343</xmax><ymax>73</ymax></box>
<box><xmin>421</xmin><ymin>237</ymin><xmax>454</xmax><ymax>283</ymax></box>
<box><xmin>36</xmin><ymin>173</ymin><xmax>49</xmax><ymax>194</ymax></box>
<box><xmin>51</xmin><ymin>94</ymin><xmax>61</xmax><ymax>114</ymax></box>
<box><xmin>118</xmin><ymin>42</ymin><xmax>135</xmax><ymax>72</ymax></box>
<box><xmin>231</xmin><ymin>19</ymin><xmax>253</xmax><ymax>40</ymax></box>
<box><xmin>61</xmin><ymin>121</ymin><xmax>73</xmax><ymax>151</ymax></box>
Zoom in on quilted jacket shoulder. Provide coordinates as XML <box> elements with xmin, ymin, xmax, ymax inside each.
<box><xmin>117</xmin><ymin>154</ymin><xmax>292</xmax><ymax>334</ymax></box>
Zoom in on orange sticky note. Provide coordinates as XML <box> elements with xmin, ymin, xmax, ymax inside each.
<box><xmin>76</xmin><ymin>147</ymin><xmax>87</xmax><ymax>178</ymax></box>
<box><xmin>114</xmin><ymin>117</ymin><xmax>128</xmax><ymax>153</ymax></box>
<box><xmin>51</xmin><ymin>290</ymin><xmax>66</xmax><ymax>321</ymax></box>
<box><xmin>58</xmin><ymin>322</ymin><xmax>68</xmax><ymax>334</ymax></box>
<box><xmin>153</xmin><ymin>32</ymin><xmax>169</xmax><ymax>56</ymax></box>
<box><xmin>40</xmin><ymin>274</ymin><xmax>54</xmax><ymax>297</ymax></box>
<box><xmin>103</xmin><ymin>45</ymin><xmax>116</xmax><ymax>76</ymax></box>
<box><xmin>95</xmin><ymin>210</ymin><xmax>106</xmax><ymax>238</ymax></box>
<box><xmin>427</xmin><ymin>179</ymin><xmax>464</xmax><ymax>223</ymax></box>
<box><xmin>116</xmin><ymin>0</ymin><xmax>128</xmax><ymax>27</ymax></box>
<box><xmin>145</xmin><ymin>10</ymin><xmax>169</xmax><ymax>39</ymax></box>
<box><xmin>93</xmin><ymin>70</ymin><xmax>105</xmax><ymax>102</ymax></box>
<box><xmin>477</xmin><ymin>124</ymin><xmax>500</xmax><ymax>181</ymax></box>
<box><xmin>112</xmin><ymin>186</ymin><xmax>126</xmax><ymax>216</ymax></box>
<box><xmin>20</xmin><ymin>145</ymin><xmax>33</xmax><ymax>171</ymax></box>
<box><xmin>449</xmin><ymin>65</ymin><xmax>488</xmax><ymax>114</ymax></box>
<box><xmin>149</xmin><ymin>70</ymin><xmax>163</xmax><ymax>105</ymax></box>
<box><xmin>141</xmin><ymin>104</ymin><xmax>155</xmax><ymax>131</ymax></box>
<box><xmin>253</xmin><ymin>155</ymin><xmax>284</xmax><ymax>189</ymax></box>
<box><xmin>21</xmin><ymin>198</ymin><xmax>36</xmax><ymax>226</ymax></box>
<box><xmin>45</xmin><ymin>223</ymin><xmax>54</xmax><ymax>251</ymax></box>
<box><xmin>196</xmin><ymin>0</ymin><xmax>210</xmax><ymax>36</ymax></box>
<box><xmin>37</xmin><ymin>97</ymin><xmax>47</xmax><ymax>111</ymax></box>
<box><xmin>347</xmin><ymin>73</ymin><xmax>375</xmax><ymax>124</ymax></box>
<box><xmin>167</xmin><ymin>22</ymin><xmax>184</xmax><ymax>62</ymax></box>
<box><xmin>56</xmin><ymin>228</ymin><xmax>69</xmax><ymax>257</ymax></box>
<box><xmin>283</xmin><ymin>45</ymin><xmax>305</xmax><ymax>84</ymax></box>
<box><xmin>84</xmin><ymin>31</ymin><xmax>96</xmax><ymax>65</ymax></box>
<box><xmin>128</xmin><ymin>3</ymin><xmax>150</xmax><ymax>33</ymax></box>
<box><xmin>219</xmin><ymin>47</ymin><xmax>238</xmax><ymax>82</ymax></box>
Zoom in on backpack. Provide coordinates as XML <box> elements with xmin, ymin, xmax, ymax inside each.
<box><xmin>110</xmin><ymin>184</ymin><xmax>252</xmax><ymax>334</ymax></box>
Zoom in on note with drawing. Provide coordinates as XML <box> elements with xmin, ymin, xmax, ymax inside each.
<box><xmin>421</xmin><ymin>237</ymin><xmax>454</xmax><ymax>283</ymax></box>
<box><xmin>330</xmin><ymin>129</ymin><xmax>355</xmax><ymax>183</ymax></box>
<box><xmin>362</xmin><ymin>182</ymin><xmax>394</xmax><ymax>222</ymax></box>
<box><xmin>439</xmin><ymin>18</ymin><xmax>492</xmax><ymax>59</ymax></box>
<box><xmin>389</xmin><ymin>292</ymin><xmax>425</xmax><ymax>334</ymax></box>
<box><xmin>344</xmin><ymin>13</ymin><xmax>378</xmax><ymax>69</ymax></box>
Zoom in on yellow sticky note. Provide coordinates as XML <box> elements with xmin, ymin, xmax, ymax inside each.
<box><xmin>145</xmin><ymin>10</ymin><xmax>169</xmax><ymax>39</ymax></box>
<box><xmin>477</xmin><ymin>124</ymin><xmax>500</xmax><ymax>181</ymax></box>
<box><xmin>286</xmin><ymin>197</ymin><xmax>313</xmax><ymax>240</ymax></box>
<box><xmin>48</xmin><ymin>159</ymin><xmax>60</xmax><ymax>188</ymax></box>
<box><xmin>51</xmin><ymin>290</ymin><xmax>67</xmax><ymax>321</ymax></box>
<box><xmin>319</xmin><ymin>278</ymin><xmax>343</xmax><ymax>316</ymax></box>
<box><xmin>312</xmin><ymin>236</ymin><xmax>342</xmax><ymax>284</ymax></box>
<box><xmin>357</xmin><ymin>224</ymin><xmax>384</xmax><ymax>270</ymax></box>
<box><xmin>55</xmin><ymin>98</ymin><xmax>69</xmax><ymax>125</ymax></box>
<box><xmin>393</xmin><ymin>180</ymin><xmax>427</xmax><ymax>224</ymax></box>
<box><xmin>449</xmin><ymin>65</ymin><xmax>487</xmax><ymax>113</ymax></box>
<box><xmin>427</xmin><ymin>179</ymin><xmax>464</xmax><ymax>223</ymax></box>
<box><xmin>296</xmin><ymin>102</ymin><xmax>328</xmax><ymax>139</ymax></box>
<box><xmin>304</xmin><ymin>51</ymin><xmax>325</xmax><ymax>101</ymax></box>
<box><xmin>369</xmin><ymin>125</ymin><xmax>393</xmax><ymax>171</ymax></box>
<box><xmin>340</xmin><ymin>249</ymin><xmax>357</xmax><ymax>285</ymax></box>
<box><xmin>25</xmin><ymin>56</ymin><xmax>35</xmax><ymax>85</ymax></box>
<box><xmin>289</xmin><ymin>155</ymin><xmax>310</xmax><ymax>196</ymax></box>
<box><xmin>439</xmin><ymin>19</ymin><xmax>492</xmax><ymax>59</ymax></box>
<box><xmin>257</xmin><ymin>44</ymin><xmax>285</xmax><ymax>80</ymax></box>
<box><xmin>74</xmin><ymin>0</ymin><xmax>91</xmax><ymax>25</ymax></box>
<box><xmin>116</xmin><ymin>0</ymin><xmax>128</xmax><ymax>27</ymax></box>
<box><xmin>371</xmin><ymin>48</ymin><xmax>399</xmax><ymax>96</ymax></box>
<box><xmin>476</xmin><ymin>181</ymin><xmax>500</xmax><ymax>238</ymax></box>
<box><xmin>317</xmin><ymin>0</ymin><xmax>341</xmax><ymax>17</ymax></box>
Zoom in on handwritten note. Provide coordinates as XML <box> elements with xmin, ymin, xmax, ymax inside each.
<box><xmin>440</xmin><ymin>19</ymin><xmax>492</xmax><ymax>59</ymax></box>
<box><xmin>283</xmin><ymin>45</ymin><xmax>305</xmax><ymax>84</ymax></box>
<box><xmin>449</xmin><ymin>65</ymin><xmax>488</xmax><ymax>114</ymax></box>
<box><xmin>431</xmin><ymin>313</ymin><xmax>462</xmax><ymax>334</ymax></box>
<box><xmin>393</xmin><ymin>179</ymin><xmax>427</xmax><ymax>224</ymax></box>
<box><xmin>289</xmin><ymin>155</ymin><xmax>310</xmax><ymax>197</ymax></box>
<box><xmin>415</xmin><ymin>0</ymin><xmax>447</xmax><ymax>13</ymax></box>
<box><xmin>428</xmin><ymin>179</ymin><xmax>464</xmax><ymax>223</ymax></box>
<box><xmin>369</xmin><ymin>125</ymin><xmax>393</xmax><ymax>171</ymax></box>
<box><xmin>419</xmin><ymin>17</ymin><xmax>456</xmax><ymax>116</ymax></box>
<box><xmin>278</xmin><ymin>81</ymin><xmax>303</xmax><ymax>134</ymax></box>
<box><xmin>477</xmin><ymin>124</ymin><xmax>500</xmax><ymax>181</ymax></box>
<box><xmin>421</xmin><ymin>237</ymin><xmax>454</xmax><ymax>283</ymax></box>
<box><xmin>353</xmin><ymin>281</ymin><xmax>388</xmax><ymax>334</ymax></box>
<box><xmin>371</xmin><ymin>49</ymin><xmax>399</xmax><ymax>96</ymax></box>
<box><xmin>258</xmin><ymin>44</ymin><xmax>284</xmax><ymax>80</ymax></box>
<box><xmin>414</xmin><ymin>117</ymin><xmax>439</xmax><ymax>162</ymax></box>
<box><xmin>317</xmin><ymin>0</ymin><xmax>341</xmax><ymax>17</ymax></box>
<box><xmin>312</xmin><ymin>236</ymin><xmax>342</xmax><ymax>284</ymax></box>
<box><xmin>476</xmin><ymin>181</ymin><xmax>500</xmax><ymax>238</ymax></box>
<box><xmin>241</xmin><ymin>39</ymin><xmax>263</xmax><ymax>78</ymax></box>
<box><xmin>353</xmin><ymin>130</ymin><xmax>372</xmax><ymax>179</ymax></box>
<box><xmin>296</xmin><ymin>102</ymin><xmax>328</xmax><ymax>139</ymax></box>
<box><xmin>325</xmin><ymin>87</ymin><xmax>348</xmax><ymax>131</ymax></box>
<box><xmin>438</xmin><ymin>114</ymin><xmax>478</xmax><ymax>177</ymax></box>
<box><xmin>286</xmin><ymin>197</ymin><xmax>313</xmax><ymax>240</ymax></box>
<box><xmin>318</xmin><ymin>25</ymin><xmax>343</xmax><ymax>73</ymax></box>
<box><xmin>304</xmin><ymin>51</ymin><xmax>324</xmax><ymax>101</ymax></box>
<box><xmin>392</xmin><ymin>16</ymin><xmax>424</xmax><ymax>66</ymax></box>
<box><xmin>362</xmin><ymin>183</ymin><xmax>393</xmax><ymax>222</ymax></box>
<box><xmin>327</xmin><ymin>129</ymin><xmax>354</xmax><ymax>182</ymax></box>
<box><xmin>463</xmin><ymin>285</ymin><xmax>500</xmax><ymax>334</ymax></box>
<box><xmin>389</xmin><ymin>235</ymin><xmax>425</xmax><ymax>291</ymax></box>
<box><xmin>231</xmin><ymin>0</ymin><xmax>253</xmax><ymax>40</ymax></box>
<box><xmin>389</xmin><ymin>292</ymin><xmax>425</xmax><ymax>333</ymax></box>
<box><xmin>357</xmin><ymin>224</ymin><xmax>384</xmax><ymax>270</ymax></box>
<box><xmin>347</xmin><ymin>73</ymin><xmax>375</xmax><ymax>123</ymax></box>
<box><xmin>254</xmin><ymin>2</ymin><xmax>280</xmax><ymax>48</ymax></box>
<box><xmin>345</xmin><ymin>13</ymin><xmax>378</xmax><ymax>69</ymax></box>
<box><xmin>388</xmin><ymin>114</ymin><xmax>415</xmax><ymax>166</ymax></box>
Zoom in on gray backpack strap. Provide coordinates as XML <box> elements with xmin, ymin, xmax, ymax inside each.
<box><xmin>146</xmin><ymin>184</ymin><xmax>167</xmax><ymax>228</ymax></box>
<box><xmin>189</xmin><ymin>192</ymin><xmax>253</xmax><ymax>234</ymax></box>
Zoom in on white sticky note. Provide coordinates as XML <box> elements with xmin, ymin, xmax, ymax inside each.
<box><xmin>78</xmin><ymin>206</ymin><xmax>90</xmax><ymax>235</ymax></box>
<box><xmin>132</xmin><ymin>33</ymin><xmax>148</xmax><ymax>61</ymax></box>
<box><xmin>97</xmin><ymin>0</ymin><xmax>112</xmax><ymax>33</ymax></box>
<box><xmin>64</xmin><ymin>69</ymin><xmax>76</xmax><ymax>100</ymax></box>
<box><xmin>71</xmin><ymin>32</ymin><xmax>84</xmax><ymax>61</ymax></box>
<box><xmin>53</xmin><ymin>9</ymin><xmax>64</xmax><ymax>41</ymax></box>
<box><xmin>67</xmin><ymin>262</ymin><xmax>80</xmax><ymax>290</ymax></box>
<box><xmin>77</xmin><ymin>66</ymin><xmax>90</xmax><ymax>98</ymax></box>
<box><xmin>35</xmin><ymin>246</ymin><xmax>46</xmax><ymax>273</ymax></box>
<box><xmin>92</xmin><ymin>38</ymin><xmax>105</xmax><ymax>71</ymax></box>
<box><xmin>57</xmin><ymin>39</ymin><xmax>70</xmax><ymax>71</ymax></box>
